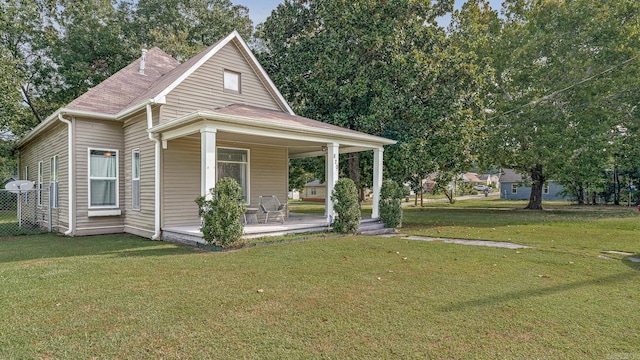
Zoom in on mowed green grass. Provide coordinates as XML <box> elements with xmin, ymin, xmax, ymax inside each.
<box><xmin>1</xmin><ymin>206</ymin><xmax>639</xmax><ymax>358</ymax></box>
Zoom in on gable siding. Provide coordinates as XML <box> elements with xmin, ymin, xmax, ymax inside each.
<box><xmin>161</xmin><ymin>136</ymin><xmax>288</xmax><ymax>227</ymax></box>
<box><xmin>74</xmin><ymin>118</ymin><xmax>125</xmax><ymax>235</ymax></box>
<box><xmin>161</xmin><ymin>41</ymin><xmax>285</xmax><ymax>122</ymax></box>
<box><xmin>18</xmin><ymin>123</ymin><xmax>69</xmax><ymax>231</ymax></box>
<box><xmin>123</xmin><ymin>110</ymin><xmax>157</xmax><ymax>237</ymax></box>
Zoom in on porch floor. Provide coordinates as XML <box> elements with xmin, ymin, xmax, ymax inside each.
<box><xmin>161</xmin><ymin>213</ymin><xmax>332</xmax><ymax>245</ymax></box>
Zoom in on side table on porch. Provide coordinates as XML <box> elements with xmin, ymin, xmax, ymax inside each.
<box><xmin>244</xmin><ymin>208</ymin><xmax>259</xmax><ymax>224</ymax></box>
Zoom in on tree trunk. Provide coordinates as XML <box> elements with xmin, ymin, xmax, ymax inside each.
<box><xmin>591</xmin><ymin>192</ymin><xmax>597</xmax><ymax>205</ymax></box>
<box><xmin>577</xmin><ymin>184</ymin><xmax>584</xmax><ymax>205</ymax></box>
<box><xmin>525</xmin><ymin>164</ymin><xmax>544</xmax><ymax>210</ymax></box>
<box><xmin>348</xmin><ymin>153</ymin><xmax>361</xmax><ymax>201</ymax></box>
<box><xmin>613</xmin><ymin>165</ymin><xmax>620</xmax><ymax>205</ymax></box>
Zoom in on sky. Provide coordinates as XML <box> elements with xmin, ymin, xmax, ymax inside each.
<box><xmin>232</xmin><ymin>0</ymin><xmax>504</xmax><ymax>28</ymax></box>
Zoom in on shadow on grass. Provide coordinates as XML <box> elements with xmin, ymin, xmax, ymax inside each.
<box><xmin>0</xmin><ymin>234</ymin><xmax>197</xmax><ymax>264</ymax></box>
<box><xmin>403</xmin><ymin>207</ymin><xmax>639</xmax><ymax>230</ymax></box>
<box><xmin>439</xmin><ymin>271</ymin><xmax>640</xmax><ymax>312</ymax></box>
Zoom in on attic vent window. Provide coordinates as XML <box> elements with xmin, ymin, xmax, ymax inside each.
<box><xmin>223</xmin><ymin>70</ymin><xmax>240</xmax><ymax>93</ymax></box>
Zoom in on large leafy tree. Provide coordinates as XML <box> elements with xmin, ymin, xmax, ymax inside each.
<box><xmin>453</xmin><ymin>0</ymin><xmax>640</xmax><ymax>209</ymax></box>
<box><xmin>256</xmin><ymin>0</ymin><xmax>484</xmax><ymax>195</ymax></box>
<box><xmin>130</xmin><ymin>0</ymin><xmax>252</xmax><ymax>61</ymax></box>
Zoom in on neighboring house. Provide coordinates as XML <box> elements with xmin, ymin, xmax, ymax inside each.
<box><xmin>499</xmin><ymin>169</ymin><xmax>568</xmax><ymax>200</ymax></box>
<box><xmin>460</xmin><ymin>172</ymin><xmax>483</xmax><ymax>185</ymax></box>
<box><xmin>17</xmin><ymin>31</ymin><xmax>395</xmax><ymax>238</ymax></box>
<box><xmin>302</xmin><ymin>180</ymin><xmax>326</xmax><ymax>201</ymax></box>
<box><xmin>477</xmin><ymin>173</ymin><xmax>500</xmax><ymax>189</ymax></box>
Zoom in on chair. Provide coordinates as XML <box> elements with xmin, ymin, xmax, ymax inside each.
<box><xmin>258</xmin><ymin>195</ymin><xmax>287</xmax><ymax>224</ymax></box>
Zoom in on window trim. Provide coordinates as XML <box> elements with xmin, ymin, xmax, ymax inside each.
<box><xmin>216</xmin><ymin>146</ymin><xmax>250</xmax><ymax>204</ymax></box>
<box><xmin>88</xmin><ymin>148</ymin><xmax>119</xmax><ymax>209</ymax></box>
<box><xmin>511</xmin><ymin>184</ymin><xmax>518</xmax><ymax>194</ymax></box>
<box><xmin>23</xmin><ymin>165</ymin><xmax>29</xmax><ymax>204</ymax></box>
<box><xmin>543</xmin><ymin>183</ymin><xmax>550</xmax><ymax>195</ymax></box>
<box><xmin>132</xmin><ymin>149</ymin><xmax>140</xmax><ymax>211</ymax></box>
<box><xmin>37</xmin><ymin>161</ymin><xmax>43</xmax><ymax>206</ymax></box>
<box><xmin>223</xmin><ymin>69</ymin><xmax>241</xmax><ymax>93</ymax></box>
<box><xmin>50</xmin><ymin>155</ymin><xmax>59</xmax><ymax>209</ymax></box>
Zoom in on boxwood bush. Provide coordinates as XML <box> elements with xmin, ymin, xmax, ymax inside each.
<box><xmin>330</xmin><ymin>178</ymin><xmax>361</xmax><ymax>234</ymax></box>
<box><xmin>195</xmin><ymin>177</ymin><xmax>246</xmax><ymax>248</ymax></box>
<box><xmin>379</xmin><ymin>180</ymin><xmax>403</xmax><ymax>228</ymax></box>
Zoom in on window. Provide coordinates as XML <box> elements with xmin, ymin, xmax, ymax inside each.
<box><xmin>132</xmin><ymin>149</ymin><xmax>140</xmax><ymax>210</ymax></box>
<box><xmin>311</xmin><ymin>188</ymin><xmax>317</xmax><ymax>195</ymax></box>
<box><xmin>543</xmin><ymin>183</ymin><xmax>550</xmax><ymax>194</ymax></box>
<box><xmin>50</xmin><ymin>156</ymin><xmax>59</xmax><ymax>208</ymax></box>
<box><xmin>89</xmin><ymin>149</ymin><xmax>118</xmax><ymax>208</ymax></box>
<box><xmin>223</xmin><ymin>70</ymin><xmax>240</xmax><ymax>93</ymax></box>
<box><xmin>511</xmin><ymin>184</ymin><xmax>518</xmax><ymax>194</ymax></box>
<box><xmin>217</xmin><ymin>147</ymin><xmax>248</xmax><ymax>202</ymax></box>
<box><xmin>38</xmin><ymin>161</ymin><xmax>43</xmax><ymax>206</ymax></box>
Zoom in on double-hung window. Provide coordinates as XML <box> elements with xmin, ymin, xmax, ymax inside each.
<box><xmin>23</xmin><ymin>166</ymin><xmax>29</xmax><ymax>204</ymax></box>
<box><xmin>89</xmin><ymin>149</ymin><xmax>118</xmax><ymax>208</ymax></box>
<box><xmin>37</xmin><ymin>161</ymin><xmax>43</xmax><ymax>206</ymax></box>
<box><xmin>50</xmin><ymin>155</ymin><xmax>59</xmax><ymax>208</ymax></box>
<box><xmin>543</xmin><ymin>183</ymin><xmax>550</xmax><ymax>195</ymax></box>
<box><xmin>217</xmin><ymin>147</ymin><xmax>249</xmax><ymax>202</ymax></box>
<box><xmin>511</xmin><ymin>184</ymin><xmax>518</xmax><ymax>194</ymax></box>
<box><xmin>132</xmin><ymin>150</ymin><xmax>140</xmax><ymax>210</ymax></box>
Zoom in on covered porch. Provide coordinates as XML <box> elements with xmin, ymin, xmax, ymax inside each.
<box><xmin>150</xmin><ymin>104</ymin><xmax>395</xmax><ymax>240</ymax></box>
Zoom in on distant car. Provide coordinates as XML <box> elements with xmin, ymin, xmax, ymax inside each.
<box><xmin>473</xmin><ymin>185</ymin><xmax>492</xmax><ymax>191</ymax></box>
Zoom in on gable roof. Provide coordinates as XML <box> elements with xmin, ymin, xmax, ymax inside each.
<box><xmin>18</xmin><ymin>31</ymin><xmax>296</xmax><ymax>147</ymax></box>
<box><xmin>499</xmin><ymin>169</ymin><xmax>524</xmax><ymax>183</ymax></box>
<box><xmin>66</xmin><ymin>47</ymin><xmax>179</xmax><ymax>114</ymax></box>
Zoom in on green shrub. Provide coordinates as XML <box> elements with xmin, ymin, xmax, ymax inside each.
<box><xmin>379</xmin><ymin>180</ymin><xmax>403</xmax><ymax>228</ymax></box>
<box><xmin>195</xmin><ymin>178</ymin><xmax>246</xmax><ymax>248</ymax></box>
<box><xmin>330</xmin><ymin>178</ymin><xmax>361</xmax><ymax>234</ymax></box>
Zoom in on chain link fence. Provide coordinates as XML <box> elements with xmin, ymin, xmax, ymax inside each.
<box><xmin>0</xmin><ymin>187</ymin><xmax>60</xmax><ymax>236</ymax></box>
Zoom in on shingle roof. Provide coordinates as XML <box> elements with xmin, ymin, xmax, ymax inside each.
<box><xmin>66</xmin><ymin>47</ymin><xmax>179</xmax><ymax>114</ymax></box>
<box><xmin>499</xmin><ymin>169</ymin><xmax>524</xmax><ymax>183</ymax></box>
<box><xmin>210</xmin><ymin>104</ymin><xmax>374</xmax><ymax>138</ymax></box>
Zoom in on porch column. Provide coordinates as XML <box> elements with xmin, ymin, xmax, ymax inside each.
<box><xmin>371</xmin><ymin>147</ymin><xmax>384</xmax><ymax>219</ymax></box>
<box><xmin>325</xmin><ymin>142</ymin><xmax>339</xmax><ymax>223</ymax></box>
<box><xmin>201</xmin><ymin>126</ymin><xmax>217</xmax><ymax>197</ymax></box>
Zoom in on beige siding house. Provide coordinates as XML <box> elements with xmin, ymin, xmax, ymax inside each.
<box><xmin>17</xmin><ymin>31</ymin><xmax>395</xmax><ymax>239</ymax></box>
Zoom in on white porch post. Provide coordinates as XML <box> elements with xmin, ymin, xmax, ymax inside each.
<box><xmin>372</xmin><ymin>147</ymin><xmax>384</xmax><ymax>219</ymax></box>
<box><xmin>325</xmin><ymin>143</ymin><xmax>339</xmax><ymax>223</ymax></box>
<box><xmin>201</xmin><ymin>126</ymin><xmax>217</xmax><ymax>197</ymax></box>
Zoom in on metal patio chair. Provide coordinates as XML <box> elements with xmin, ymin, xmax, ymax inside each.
<box><xmin>258</xmin><ymin>195</ymin><xmax>286</xmax><ymax>224</ymax></box>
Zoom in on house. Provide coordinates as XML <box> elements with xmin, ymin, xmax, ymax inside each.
<box><xmin>16</xmin><ymin>31</ymin><xmax>396</xmax><ymax>239</ymax></box>
<box><xmin>499</xmin><ymin>169</ymin><xmax>568</xmax><ymax>200</ymax></box>
<box><xmin>302</xmin><ymin>180</ymin><xmax>326</xmax><ymax>201</ymax></box>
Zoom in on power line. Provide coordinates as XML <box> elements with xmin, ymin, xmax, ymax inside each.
<box><xmin>487</xmin><ymin>55</ymin><xmax>639</xmax><ymax>122</ymax></box>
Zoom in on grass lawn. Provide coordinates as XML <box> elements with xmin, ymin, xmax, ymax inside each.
<box><xmin>1</xmin><ymin>205</ymin><xmax>639</xmax><ymax>358</ymax></box>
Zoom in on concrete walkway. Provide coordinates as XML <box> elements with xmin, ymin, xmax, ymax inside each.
<box><xmin>401</xmin><ymin>235</ymin><xmax>531</xmax><ymax>249</ymax></box>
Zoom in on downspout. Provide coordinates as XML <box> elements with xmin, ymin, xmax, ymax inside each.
<box><xmin>58</xmin><ymin>113</ymin><xmax>74</xmax><ymax>235</ymax></box>
<box><xmin>147</xmin><ymin>104</ymin><xmax>161</xmax><ymax>240</ymax></box>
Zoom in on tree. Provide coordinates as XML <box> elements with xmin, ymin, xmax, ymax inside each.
<box><xmin>131</xmin><ymin>0</ymin><xmax>252</xmax><ymax>61</ymax></box>
<box><xmin>452</xmin><ymin>0</ymin><xmax>640</xmax><ymax>209</ymax></box>
<box><xmin>257</xmin><ymin>0</ymin><xmax>485</xmax><ymax>193</ymax></box>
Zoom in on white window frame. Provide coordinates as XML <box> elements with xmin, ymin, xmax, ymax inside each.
<box><xmin>223</xmin><ymin>69</ymin><xmax>241</xmax><ymax>93</ymax></box>
<box><xmin>543</xmin><ymin>183</ymin><xmax>550</xmax><ymax>194</ymax></box>
<box><xmin>23</xmin><ymin>166</ymin><xmax>29</xmax><ymax>204</ymax></box>
<box><xmin>132</xmin><ymin>149</ymin><xmax>140</xmax><ymax>211</ymax></box>
<box><xmin>88</xmin><ymin>148</ymin><xmax>119</xmax><ymax>209</ymax></box>
<box><xmin>511</xmin><ymin>184</ymin><xmax>518</xmax><ymax>194</ymax></box>
<box><xmin>50</xmin><ymin>155</ymin><xmax>59</xmax><ymax>208</ymax></box>
<box><xmin>216</xmin><ymin>146</ymin><xmax>250</xmax><ymax>204</ymax></box>
<box><xmin>37</xmin><ymin>161</ymin><xmax>43</xmax><ymax>206</ymax></box>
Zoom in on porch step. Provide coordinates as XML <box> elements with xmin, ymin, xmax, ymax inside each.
<box><xmin>357</xmin><ymin>220</ymin><xmax>397</xmax><ymax>236</ymax></box>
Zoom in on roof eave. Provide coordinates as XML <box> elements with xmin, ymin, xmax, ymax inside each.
<box><xmin>149</xmin><ymin>110</ymin><xmax>396</xmax><ymax>147</ymax></box>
